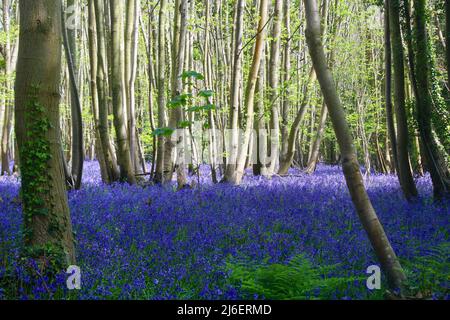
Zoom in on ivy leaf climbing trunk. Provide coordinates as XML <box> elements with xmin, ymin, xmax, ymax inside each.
<box><xmin>15</xmin><ymin>0</ymin><xmax>76</xmax><ymax>267</ymax></box>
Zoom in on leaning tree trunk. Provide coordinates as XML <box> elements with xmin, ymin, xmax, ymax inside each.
<box><xmin>277</xmin><ymin>67</ymin><xmax>316</xmax><ymax>175</ymax></box>
<box><xmin>305</xmin><ymin>101</ymin><xmax>328</xmax><ymax>174</ymax></box>
<box><xmin>413</xmin><ymin>0</ymin><xmax>450</xmax><ymax>199</ymax></box>
<box><xmin>304</xmin><ymin>0</ymin><xmax>407</xmax><ymax>295</ymax></box>
<box><xmin>110</xmin><ymin>0</ymin><xmax>136</xmax><ymax>184</ymax></box>
<box><xmin>15</xmin><ymin>0</ymin><xmax>76</xmax><ymax>267</ymax></box>
<box><xmin>389</xmin><ymin>0</ymin><xmax>418</xmax><ymax>200</ymax></box>
<box><xmin>233</xmin><ymin>0</ymin><xmax>269</xmax><ymax>185</ymax></box>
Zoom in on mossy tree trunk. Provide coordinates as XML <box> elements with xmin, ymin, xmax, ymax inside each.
<box><xmin>15</xmin><ymin>0</ymin><xmax>76</xmax><ymax>267</ymax></box>
<box><xmin>412</xmin><ymin>0</ymin><xmax>450</xmax><ymax>199</ymax></box>
<box><xmin>388</xmin><ymin>0</ymin><xmax>418</xmax><ymax>200</ymax></box>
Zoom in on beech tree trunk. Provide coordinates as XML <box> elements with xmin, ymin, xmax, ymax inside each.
<box><xmin>232</xmin><ymin>0</ymin><xmax>269</xmax><ymax>185</ymax></box>
<box><xmin>62</xmin><ymin>3</ymin><xmax>84</xmax><ymax>190</ymax></box>
<box><xmin>15</xmin><ymin>0</ymin><xmax>76</xmax><ymax>266</ymax></box>
<box><xmin>267</xmin><ymin>0</ymin><xmax>283</xmax><ymax>175</ymax></box>
<box><xmin>110</xmin><ymin>0</ymin><xmax>136</xmax><ymax>184</ymax></box>
<box><xmin>389</xmin><ymin>0</ymin><xmax>418</xmax><ymax>200</ymax></box>
<box><xmin>384</xmin><ymin>1</ymin><xmax>399</xmax><ymax>174</ymax></box>
<box><xmin>1</xmin><ymin>0</ymin><xmax>12</xmax><ymax>175</ymax></box>
<box><xmin>94</xmin><ymin>0</ymin><xmax>120</xmax><ymax>183</ymax></box>
<box><xmin>154</xmin><ymin>0</ymin><xmax>168</xmax><ymax>184</ymax></box>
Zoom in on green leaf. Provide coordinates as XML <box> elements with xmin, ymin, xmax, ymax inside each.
<box><xmin>180</xmin><ymin>70</ymin><xmax>204</xmax><ymax>81</ymax></box>
<box><xmin>199</xmin><ymin>90</ymin><xmax>215</xmax><ymax>98</ymax></box>
<box><xmin>178</xmin><ymin>121</ymin><xmax>193</xmax><ymax>128</ymax></box>
<box><xmin>152</xmin><ymin>127</ymin><xmax>175</xmax><ymax>137</ymax></box>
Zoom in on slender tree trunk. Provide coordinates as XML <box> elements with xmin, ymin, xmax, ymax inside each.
<box><xmin>267</xmin><ymin>0</ymin><xmax>283</xmax><ymax>175</ymax></box>
<box><xmin>389</xmin><ymin>0</ymin><xmax>418</xmax><ymax>200</ymax></box>
<box><xmin>174</xmin><ymin>0</ymin><xmax>189</xmax><ymax>188</ymax></box>
<box><xmin>305</xmin><ymin>101</ymin><xmax>328</xmax><ymax>174</ymax></box>
<box><xmin>280</xmin><ymin>0</ymin><xmax>291</xmax><ymax>166</ymax></box>
<box><xmin>87</xmin><ymin>0</ymin><xmax>109</xmax><ymax>183</ymax></box>
<box><xmin>304</xmin><ymin>0</ymin><xmax>407</xmax><ymax>295</ymax></box>
<box><xmin>232</xmin><ymin>0</ymin><xmax>269</xmax><ymax>185</ymax></box>
<box><xmin>1</xmin><ymin>0</ymin><xmax>12</xmax><ymax>175</ymax></box>
<box><xmin>384</xmin><ymin>1</ymin><xmax>399</xmax><ymax>174</ymax></box>
<box><xmin>62</xmin><ymin>4</ymin><xmax>84</xmax><ymax>189</ymax></box>
<box><xmin>253</xmin><ymin>45</ymin><xmax>268</xmax><ymax>177</ymax></box>
<box><xmin>278</xmin><ymin>68</ymin><xmax>316</xmax><ymax>175</ymax></box>
<box><xmin>223</xmin><ymin>0</ymin><xmax>245</xmax><ymax>182</ymax></box>
<box><xmin>125</xmin><ymin>0</ymin><xmax>139</xmax><ymax>172</ymax></box>
<box><xmin>15</xmin><ymin>0</ymin><xmax>76</xmax><ymax>267</ymax></box>
<box><xmin>154</xmin><ymin>0</ymin><xmax>168</xmax><ymax>184</ymax></box>
<box><xmin>110</xmin><ymin>0</ymin><xmax>136</xmax><ymax>184</ymax></box>
<box><xmin>94</xmin><ymin>0</ymin><xmax>120</xmax><ymax>183</ymax></box>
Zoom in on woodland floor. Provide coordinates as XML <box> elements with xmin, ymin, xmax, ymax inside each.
<box><xmin>0</xmin><ymin>162</ymin><xmax>448</xmax><ymax>300</ymax></box>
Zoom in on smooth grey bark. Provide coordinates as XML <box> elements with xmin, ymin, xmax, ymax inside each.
<box><xmin>110</xmin><ymin>0</ymin><xmax>136</xmax><ymax>184</ymax></box>
<box><xmin>223</xmin><ymin>0</ymin><xmax>244</xmax><ymax>182</ymax></box>
<box><xmin>154</xmin><ymin>0</ymin><xmax>168</xmax><ymax>184</ymax></box>
<box><xmin>233</xmin><ymin>0</ymin><xmax>269</xmax><ymax>185</ymax></box>
<box><xmin>1</xmin><ymin>0</ymin><xmax>12</xmax><ymax>175</ymax></box>
<box><xmin>15</xmin><ymin>0</ymin><xmax>76</xmax><ymax>266</ymax></box>
<box><xmin>62</xmin><ymin>3</ymin><xmax>83</xmax><ymax>190</ymax></box>
<box><xmin>94</xmin><ymin>0</ymin><xmax>120</xmax><ymax>183</ymax></box>
<box><xmin>267</xmin><ymin>0</ymin><xmax>283</xmax><ymax>175</ymax></box>
<box><xmin>384</xmin><ymin>0</ymin><xmax>399</xmax><ymax>174</ymax></box>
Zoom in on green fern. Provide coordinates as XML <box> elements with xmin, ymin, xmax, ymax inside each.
<box><xmin>402</xmin><ymin>243</ymin><xmax>450</xmax><ymax>299</ymax></box>
<box><xmin>226</xmin><ymin>255</ymin><xmax>364</xmax><ymax>300</ymax></box>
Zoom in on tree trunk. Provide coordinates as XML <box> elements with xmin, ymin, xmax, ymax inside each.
<box><xmin>279</xmin><ymin>0</ymin><xmax>291</xmax><ymax>167</ymax></box>
<box><xmin>110</xmin><ymin>0</ymin><xmax>136</xmax><ymax>184</ymax></box>
<box><xmin>304</xmin><ymin>0</ymin><xmax>407</xmax><ymax>295</ymax></box>
<box><xmin>267</xmin><ymin>0</ymin><xmax>283</xmax><ymax>175</ymax></box>
<box><xmin>15</xmin><ymin>0</ymin><xmax>76</xmax><ymax>267</ymax></box>
<box><xmin>223</xmin><ymin>0</ymin><xmax>245</xmax><ymax>182</ymax></box>
<box><xmin>1</xmin><ymin>0</ymin><xmax>12</xmax><ymax>175</ymax></box>
<box><xmin>154</xmin><ymin>0</ymin><xmax>168</xmax><ymax>184</ymax></box>
<box><xmin>94</xmin><ymin>0</ymin><xmax>120</xmax><ymax>183</ymax></box>
<box><xmin>389</xmin><ymin>0</ymin><xmax>418</xmax><ymax>200</ymax></box>
<box><xmin>413</xmin><ymin>0</ymin><xmax>450</xmax><ymax>199</ymax></box>
<box><xmin>62</xmin><ymin>3</ymin><xmax>84</xmax><ymax>190</ymax></box>
<box><xmin>305</xmin><ymin>101</ymin><xmax>328</xmax><ymax>174</ymax></box>
<box><xmin>277</xmin><ymin>67</ymin><xmax>316</xmax><ymax>175</ymax></box>
<box><xmin>87</xmin><ymin>0</ymin><xmax>109</xmax><ymax>183</ymax></box>
<box><xmin>232</xmin><ymin>0</ymin><xmax>269</xmax><ymax>185</ymax></box>
<box><xmin>384</xmin><ymin>0</ymin><xmax>399</xmax><ymax>174</ymax></box>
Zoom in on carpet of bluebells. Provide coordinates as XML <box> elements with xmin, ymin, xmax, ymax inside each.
<box><xmin>0</xmin><ymin>161</ymin><xmax>449</xmax><ymax>300</ymax></box>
